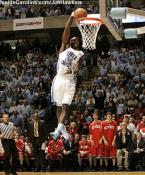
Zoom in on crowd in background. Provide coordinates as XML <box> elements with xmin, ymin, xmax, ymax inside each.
<box><xmin>0</xmin><ymin>36</ymin><xmax>145</xmax><ymax>172</ymax></box>
<box><xmin>0</xmin><ymin>0</ymin><xmax>145</xmax><ymax>20</ymax></box>
<box><xmin>0</xmin><ymin>2</ymin><xmax>99</xmax><ymax>19</ymax></box>
<box><xmin>119</xmin><ymin>0</ymin><xmax>145</xmax><ymax>9</ymax></box>
<box><xmin>0</xmin><ymin>39</ymin><xmax>58</xmax><ymax>172</ymax></box>
<box><xmin>0</xmin><ymin>38</ymin><xmax>91</xmax><ymax>172</ymax></box>
<box><xmin>0</xmin><ymin>0</ymin><xmax>145</xmax><ymax>173</ymax></box>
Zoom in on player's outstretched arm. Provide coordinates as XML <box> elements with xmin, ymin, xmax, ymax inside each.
<box><xmin>59</xmin><ymin>12</ymin><xmax>74</xmax><ymax>53</ymax></box>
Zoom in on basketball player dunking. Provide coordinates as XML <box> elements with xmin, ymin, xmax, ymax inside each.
<box><xmin>50</xmin><ymin>11</ymin><xmax>84</xmax><ymax>140</ymax></box>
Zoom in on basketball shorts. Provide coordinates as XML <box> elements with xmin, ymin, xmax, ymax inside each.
<box><xmin>47</xmin><ymin>153</ymin><xmax>63</xmax><ymax>160</ymax></box>
<box><xmin>91</xmin><ymin>144</ymin><xmax>103</xmax><ymax>157</ymax></box>
<box><xmin>103</xmin><ymin>146</ymin><xmax>116</xmax><ymax>158</ymax></box>
<box><xmin>78</xmin><ymin>152</ymin><xmax>91</xmax><ymax>158</ymax></box>
<box><xmin>51</xmin><ymin>75</ymin><xmax>76</xmax><ymax>106</ymax></box>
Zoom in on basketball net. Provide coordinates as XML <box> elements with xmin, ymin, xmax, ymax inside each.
<box><xmin>76</xmin><ymin>17</ymin><xmax>102</xmax><ymax>50</ymax></box>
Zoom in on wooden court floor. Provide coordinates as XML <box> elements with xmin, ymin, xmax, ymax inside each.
<box><xmin>0</xmin><ymin>172</ymin><xmax>145</xmax><ymax>175</ymax></box>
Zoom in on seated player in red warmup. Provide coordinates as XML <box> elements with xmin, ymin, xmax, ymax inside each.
<box><xmin>78</xmin><ymin>135</ymin><xmax>92</xmax><ymax>170</ymax></box>
<box><xmin>89</xmin><ymin>112</ymin><xmax>103</xmax><ymax>170</ymax></box>
<box><xmin>22</xmin><ymin>136</ymin><xmax>32</xmax><ymax>171</ymax></box>
<box><xmin>137</xmin><ymin>116</ymin><xmax>145</xmax><ymax>132</ymax></box>
<box><xmin>102</xmin><ymin>112</ymin><xmax>117</xmax><ymax>170</ymax></box>
<box><xmin>46</xmin><ymin>138</ymin><xmax>64</xmax><ymax>171</ymax></box>
<box><xmin>67</xmin><ymin>121</ymin><xmax>78</xmax><ymax>136</ymax></box>
<box><xmin>15</xmin><ymin>134</ymin><xmax>25</xmax><ymax>171</ymax></box>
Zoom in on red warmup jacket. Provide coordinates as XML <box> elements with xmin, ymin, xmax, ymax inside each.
<box><xmin>78</xmin><ymin>140</ymin><xmax>91</xmax><ymax>154</ymax></box>
<box><xmin>48</xmin><ymin>139</ymin><xmax>63</xmax><ymax>155</ymax></box>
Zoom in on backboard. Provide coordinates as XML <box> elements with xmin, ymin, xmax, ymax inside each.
<box><xmin>99</xmin><ymin>0</ymin><xmax>123</xmax><ymax>40</ymax></box>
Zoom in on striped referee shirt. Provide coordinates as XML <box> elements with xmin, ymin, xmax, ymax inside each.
<box><xmin>0</xmin><ymin>122</ymin><xmax>15</xmax><ymax>139</ymax></box>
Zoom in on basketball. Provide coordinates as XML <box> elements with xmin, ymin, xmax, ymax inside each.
<box><xmin>74</xmin><ymin>8</ymin><xmax>88</xmax><ymax>19</ymax></box>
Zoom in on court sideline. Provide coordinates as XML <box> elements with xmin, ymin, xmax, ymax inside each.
<box><xmin>0</xmin><ymin>172</ymin><xmax>144</xmax><ymax>175</ymax></box>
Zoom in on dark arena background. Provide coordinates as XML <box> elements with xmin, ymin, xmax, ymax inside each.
<box><xmin>0</xmin><ymin>0</ymin><xmax>145</xmax><ymax>175</ymax></box>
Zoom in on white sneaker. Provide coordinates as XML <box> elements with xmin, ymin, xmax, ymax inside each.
<box><xmin>50</xmin><ymin>130</ymin><xmax>60</xmax><ymax>140</ymax></box>
<box><xmin>61</xmin><ymin>129</ymin><xmax>70</xmax><ymax>141</ymax></box>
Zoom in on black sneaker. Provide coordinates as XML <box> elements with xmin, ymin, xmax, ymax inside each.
<box><xmin>125</xmin><ymin>167</ymin><xmax>129</xmax><ymax>171</ymax></box>
<box><xmin>50</xmin><ymin>132</ymin><xmax>58</xmax><ymax>140</ymax></box>
<box><xmin>5</xmin><ymin>172</ymin><xmax>10</xmax><ymax>175</ymax></box>
<box><xmin>112</xmin><ymin>166</ymin><xmax>117</xmax><ymax>171</ymax></box>
<box><xmin>11</xmin><ymin>172</ymin><xmax>18</xmax><ymax>175</ymax></box>
<box><xmin>103</xmin><ymin>167</ymin><xmax>108</xmax><ymax>171</ymax></box>
<box><xmin>117</xmin><ymin>167</ymin><xmax>123</xmax><ymax>171</ymax></box>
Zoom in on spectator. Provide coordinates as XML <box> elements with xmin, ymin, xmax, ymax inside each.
<box><xmin>10</xmin><ymin>109</ymin><xmax>24</xmax><ymax>133</ymax></box>
<box><xmin>83</xmin><ymin>109</ymin><xmax>93</xmax><ymax>125</ymax></box>
<box><xmin>9</xmin><ymin>101</ymin><xmax>18</xmax><ymax>115</ymax></box>
<box><xmin>116</xmin><ymin>122</ymin><xmax>132</xmax><ymax>171</ymax></box>
<box><xmin>17</xmin><ymin>100</ymin><xmax>23</xmax><ymax>115</ymax></box>
<box><xmin>134</xmin><ymin>103</ymin><xmax>145</xmax><ymax>121</ymax></box>
<box><xmin>92</xmin><ymin>87</ymin><xmax>106</xmax><ymax>120</ymax></box>
<box><xmin>119</xmin><ymin>115</ymin><xmax>136</xmax><ymax>134</ymax></box>
<box><xmin>26</xmin><ymin>89</ymin><xmax>36</xmax><ymax>106</ymax></box>
<box><xmin>137</xmin><ymin>116</ymin><xmax>145</xmax><ymax>132</ymax></box>
<box><xmin>21</xmin><ymin>100</ymin><xmax>32</xmax><ymax>119</ymax></box>
<box><xmin>105</xmin><ymin>96</ymin><xmax>116</xmax><ymax>114</ymax></box>
<box><xmin>86</xmin><ymin>96</ymin><xmax>95</xmax><ymax>114</ymax></box>
<box><xmin>116</xmin><ymin>99</ymin><xmax>125</xmax><ymax>117</ymax></box>
<box><xmin>128</xmin><ymin>117</ymin><xmax>136</xmax><ymax>134</ymax></box>
<box><xmin>62</xmin><ymin>134</ymin><xmax>79</xmax><ymax>171</ymax></box>
<box><xmin>67</xmin><ymin>121</ymin><xmax>78</xmax><ymax>136</ymax></box>
<box><xmin>128</xmin><ymin>132</ymin><xmax>145</xmax><ymax>170</ymax></box>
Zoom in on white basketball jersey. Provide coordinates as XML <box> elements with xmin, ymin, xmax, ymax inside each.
<box><xmin>56</xmin><ymin>47</ymin><xmax>84</xmax><ymax>79</ymax></box>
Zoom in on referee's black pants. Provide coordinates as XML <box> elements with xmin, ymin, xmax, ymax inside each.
<box><xmin>2</xmin><ymin>139</ymin><xmax>18</xmax><ymax>173</ymax></box>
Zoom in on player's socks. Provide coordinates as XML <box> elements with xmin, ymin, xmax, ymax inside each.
<box><xmin>57</xmin><ymin>123</ymin><xmax>64</xmax><ymax>131</ymax></box>
<box><xmin>61</xmin><ymin>125</ymin><xmax>70</xmax><ymax>140</ymax></box>
<box><xmin>50</xmin><ymin>131</ymin><xmax>60</xmax><ymax>140</ymax></box>
<box><xmin>50</xmin><ymin>123</ymin><xmax>63</xmax><ymax>140</ymax></box>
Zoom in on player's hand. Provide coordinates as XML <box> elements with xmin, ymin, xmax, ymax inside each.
<box><xmin>137</xmin><ymin>148</ymin><xmax>142</xmax><ymax>153</ymax></box>
<box><xmin>82</xmin><ymin>152</ymin><xmax>87</xmax><ymax>156</ymax></box>
<box><xmin>112</xmin><ymin>141</ymin><xmax>116</xmax><ymax>147</ymax></box>
<box><xmin>91</xmin><ymin>140</ymin><xmax>94</xmax><ymax>145</ymax></box>
<box><xmin>122</xmin><ymin>149</ymin><xmax>128</xmax><ymax>154</ymax></box>
<box><xmin>63</xmin><ymin>150</ymin><xmax>67</xmax><ymax>155</ymax></box>
<box><xmin>0</xmin><ymin>134</ymin><xmax>4</xmax><ymax>139</ymax></box>
<box><xmin>104</xmin><ymin>140</ymin><xmax>108</xmax><ymax>146</ymax></box>
<box><xmin>67</xmin><ymin>151</ymin><xmax>71</xmax><ymax>154</ymax></box>
<box><xmin>99</xmin><ymin>139</ymin><xmax>102</xmax><ymax>144</ymax></box>
<box><xmin>125</xmin><ymin>150</ymin><xmax>128</xmax><ymax>154</ymax></box>
<box><xmin>80</xmin><ymin>151</ymin><xmax>85</xmax><ymax>156</ymax></box>
<box><xmin>71</xmin><ymin>12</ymin><xmax>75</xmax><ymax>18</ymax></box>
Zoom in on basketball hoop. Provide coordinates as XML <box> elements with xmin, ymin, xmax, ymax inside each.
<box><xmin>76</xmin><ymin>16</ymin><xmax>103</xmax><ymax>50</ymax></box>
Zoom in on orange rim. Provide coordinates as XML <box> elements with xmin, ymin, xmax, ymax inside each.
<box><xmin>76</xmin><ymin>17</ymin><xmax>103</xmax><ymax>25</ymax></box>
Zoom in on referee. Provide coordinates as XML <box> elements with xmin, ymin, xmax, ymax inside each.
<box><xmin>0</xmin><ymin>113</ymin><xmax>18</xmax><ymax>175</ymax></box>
